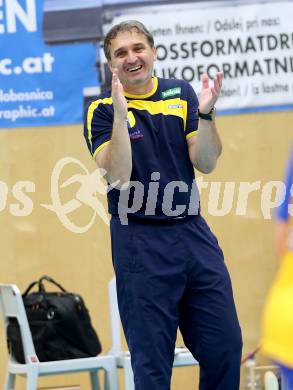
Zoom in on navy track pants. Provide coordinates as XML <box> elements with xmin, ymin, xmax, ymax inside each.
<box><xmin>110</xmin><ymin>214</ymin><xmax>242</xmax><ymax>390</ymax></box>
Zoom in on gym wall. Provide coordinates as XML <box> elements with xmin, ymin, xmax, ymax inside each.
<box><xmin>0</xmin><ymin>110</ymin><xmax>292</xmax><ymax>389</ymax></box>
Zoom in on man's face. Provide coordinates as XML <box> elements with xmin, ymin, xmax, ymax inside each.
<box><xmin>108</xmin><ymin>29</ymin><xmax>157</xmax><ymax>89</ymax></box>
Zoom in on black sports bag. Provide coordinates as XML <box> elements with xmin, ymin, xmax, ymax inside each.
<box><xmin>7</xmin><ymin>275</ymin><xmax>102</xmax><ymax>363</ymax></box>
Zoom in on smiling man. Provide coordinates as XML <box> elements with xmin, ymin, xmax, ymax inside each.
<box><xmin>84</xmin><ymin>20</ymin><xmax>242</xmax><ymax>390</ymax></box>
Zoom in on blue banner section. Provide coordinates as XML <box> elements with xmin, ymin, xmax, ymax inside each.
<box><xmin>0</xmin><ymin>0</ymin><xmax>97</xmax><ymax>128</ymax></box>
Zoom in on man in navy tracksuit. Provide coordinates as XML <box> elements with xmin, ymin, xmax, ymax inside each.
<box><xmin>84</xmin><ymin>20</ymin><xmax>242</xmax><ymax>390</ymax></box>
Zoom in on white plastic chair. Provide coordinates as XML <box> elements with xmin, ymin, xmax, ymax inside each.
<box><xmin>264</xmin><ymin>371</ymin><xmax>279</xmax><ymax>390</ymax></box>
<box><xmin>108</xmin><ymin>277</ymin><xmax>198</xmax><ymax>390</ymax></box>
<box><xmin>0</xmin><ymin>284</ymin><xmax>119</xmax><ymax>390</ymax></box>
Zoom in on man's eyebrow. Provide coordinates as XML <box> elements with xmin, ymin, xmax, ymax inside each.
<box><xmin>113</xmin><ymin>48</ymin><xmax>125</xmax><ymax>56</ymax></box>
<box><xmin>133</xmin><ymin>43</ymin><xmax>146</xmax><ymax>48</ymax></box>
<box><xmin>113</xmin><ymin>43</ymin><xmax>147</xmax><ymax>56</ymax></box>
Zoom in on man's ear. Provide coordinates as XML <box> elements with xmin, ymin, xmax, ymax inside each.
<box><xmin>152</xmin><ymin>47</ymin><xmax>157</xmax><ymax>62</ymax></box>
<box><xmin>108</xmin><ymin>61</ymin><xmax>114</xmax><ymax>73</ymax></box>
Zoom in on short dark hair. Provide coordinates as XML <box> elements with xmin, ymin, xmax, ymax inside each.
<box><xmin>103</xmin><ymin>20</ymin><xmax>154</xmax><ymax>61</ymax></box>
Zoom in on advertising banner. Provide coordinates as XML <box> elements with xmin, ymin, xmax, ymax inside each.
<box><xmin>0</xmin><ymin>0</ymin><xmax>97</xmax><ymax>128</ymax></box>
<box><xmin>106</xmin><ymin>0</ymin><xmax>293</xmax><ymax>114</ymax></box>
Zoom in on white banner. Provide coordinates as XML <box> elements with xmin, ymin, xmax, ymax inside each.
<box><xmin>106</xmin><ymin>0</ymin><xmax>293</xmax><ymax>114</ymax></box>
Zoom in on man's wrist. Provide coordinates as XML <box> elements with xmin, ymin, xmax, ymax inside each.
<box><xmin>114</xmin><ymin>111</ymin><xmax>128</xmax><ymax>123</ymax></box>
<box><xmin>198</xmin><ymin>107</ymin><xmax>216</xmax><ymax>121</ymax></box>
